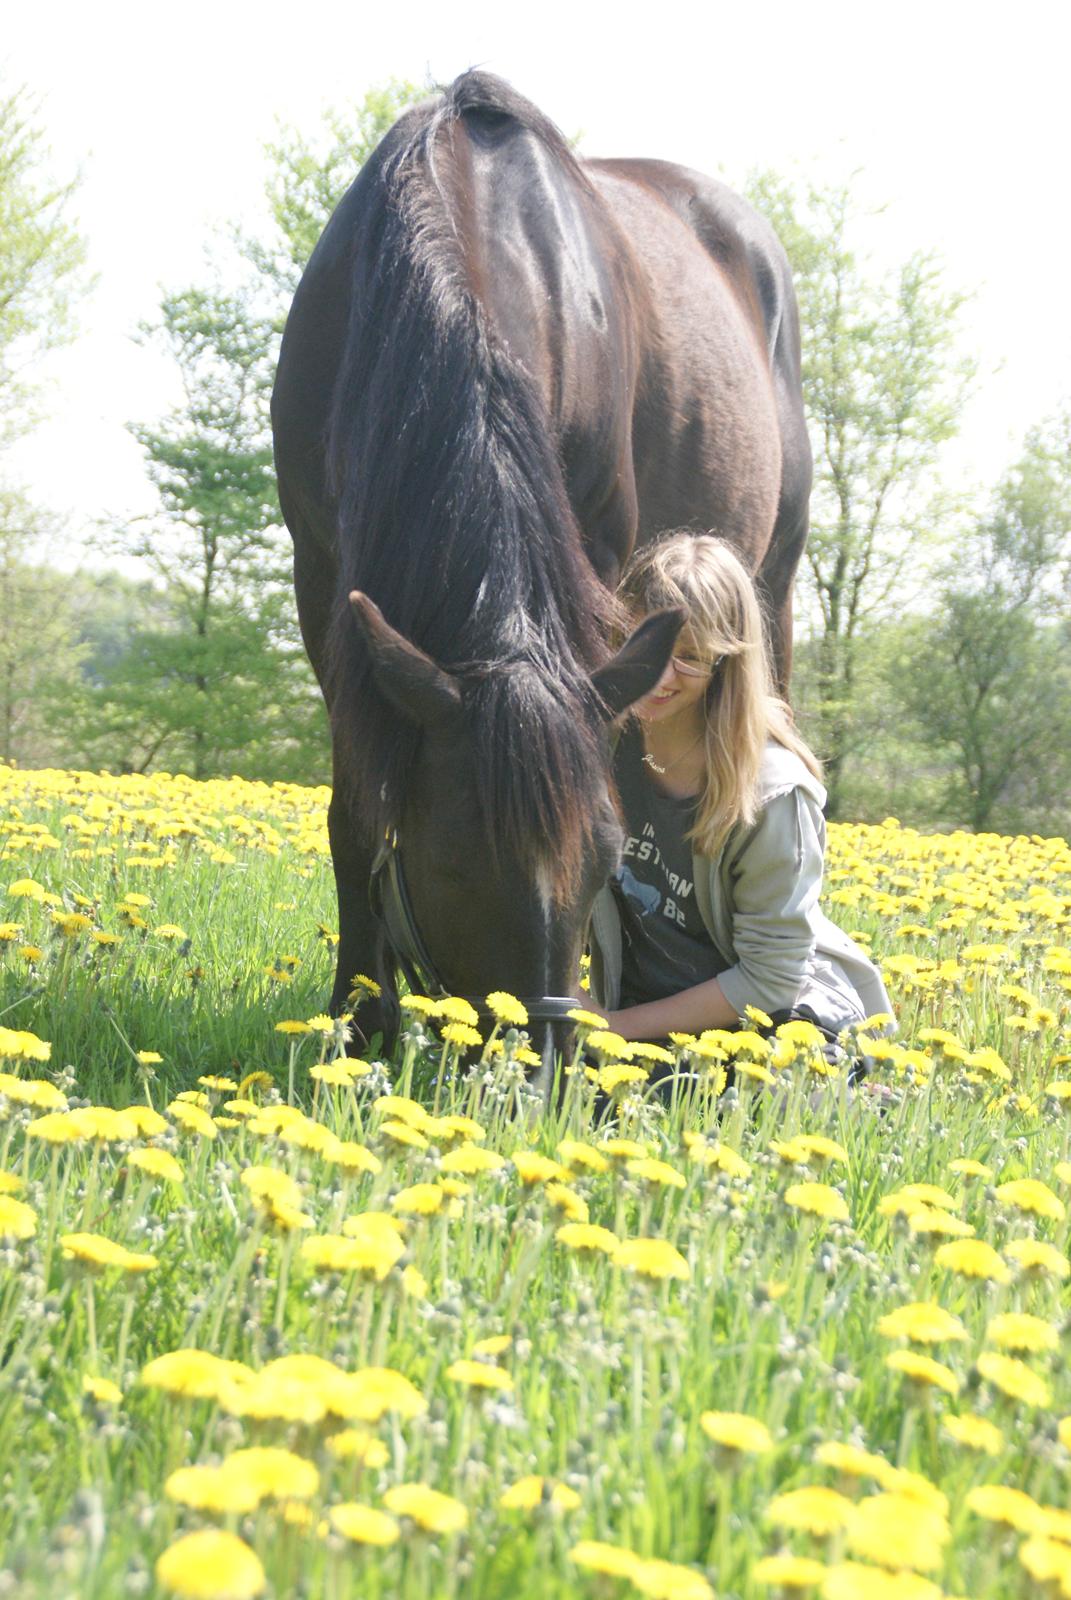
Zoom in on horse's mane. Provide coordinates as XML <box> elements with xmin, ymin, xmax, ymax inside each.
<box><xmin>324</xmin><ymin>71</ymin><xmax>619</xmax><ymax>895</ymax></box>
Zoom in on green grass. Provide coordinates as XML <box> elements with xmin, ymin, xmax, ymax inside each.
<box><xmin>0</xmin><ymin>767</ymin><xmax>1069</xmax><ymax>1599</ymax></box>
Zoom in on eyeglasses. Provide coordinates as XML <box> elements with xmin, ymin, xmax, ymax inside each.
<box><xmin>670</xmin><ymin>654</ymin><xmax>724</xmax><ymax>678</ymax></box>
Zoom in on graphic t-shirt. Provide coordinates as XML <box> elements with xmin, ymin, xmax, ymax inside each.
<box><xmin>612</xmin><ymin>723</ymin><xmax>725</xmax><ymax>1006</ymax></box>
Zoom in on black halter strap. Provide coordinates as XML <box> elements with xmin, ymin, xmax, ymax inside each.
<box><xmin>368</xmin><ymin>834</ymin><xmax>583</xmax><ymax>1024</ymax></box>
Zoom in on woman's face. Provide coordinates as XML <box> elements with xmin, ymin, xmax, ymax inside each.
<box><xmin>633</xmin><ymin>628</ymin><xmax>716</xmax><ymax>725</ymax></box>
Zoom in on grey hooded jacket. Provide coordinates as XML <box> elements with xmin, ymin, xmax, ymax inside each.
<box><xmin>588</xmin><ymin>740</ymin><xmax>892</xmax><ymax>1033</ymax></box>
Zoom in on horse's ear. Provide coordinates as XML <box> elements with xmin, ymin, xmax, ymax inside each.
<box><xmin>591</xmin><ymin>607</ymin><xmax>686</xmax><ymax>721</ymax></box>
<box><xmin>349</xmin><ymin>592</ymin><xmax>462</xmax><ymax>728</ymax></box>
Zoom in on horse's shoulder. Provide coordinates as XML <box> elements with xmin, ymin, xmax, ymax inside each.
<box><xmin>587</xmin><ymin>158</ymin><xmax>792</xmax><ymax>354</ymax></box>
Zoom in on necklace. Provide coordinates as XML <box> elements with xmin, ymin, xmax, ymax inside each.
<box><xmin>642</xmin><ymin>731</ymin><xmax>705</xmax><ymax>776</ymax></box>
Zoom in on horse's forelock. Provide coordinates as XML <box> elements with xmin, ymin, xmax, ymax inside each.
<box><xmin>465</xmin><ymin>664</ymin><xmax>608</xmax><ymax>905</ymax></box>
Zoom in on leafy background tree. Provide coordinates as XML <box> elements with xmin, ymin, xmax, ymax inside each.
<box><xmin>744</xmin><ymin>172</ymin><xmax>975</xmax><ymax>814</ymax></box>
<box><xmin>894</xmin><ymin>407</ymin><xmax>1071</xmax><ymax>832</ymax></box>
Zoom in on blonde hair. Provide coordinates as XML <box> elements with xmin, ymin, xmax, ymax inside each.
<box><xmin>618</xmin><ymin>532</ymin><xmax>822</xmax><ymax>856</ymax></box>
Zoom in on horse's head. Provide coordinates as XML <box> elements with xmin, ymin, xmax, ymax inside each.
<box><xmin>348</xmin><ymin>592</ymin><xmax>682</xmax><ymax>1072</ymax></box>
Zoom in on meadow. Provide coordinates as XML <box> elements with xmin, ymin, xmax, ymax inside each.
<box><xmin>0</xmin><ymin>763</ymin><xmax>1070</xmax><ymax>1600</ymax></box>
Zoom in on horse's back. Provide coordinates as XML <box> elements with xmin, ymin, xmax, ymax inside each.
<box><xmin>585</xmin><ymin>158</ymin><xmax>810</xmax><ymax>565</ymax></box>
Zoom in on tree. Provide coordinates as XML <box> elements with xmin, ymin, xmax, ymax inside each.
<box><xmin>745</xmin><ymin>173</ymin><xmax>974</xmax><ymax>814</ymax></box>
<box><xmin>90</xmin><ymin>286</ymin><xmax>326</xmax><ymax>780</ymax></box>
<box><xmin>896</xmin><ymin>407</ymin><xmax>1071</xmax><ymax>832</ymax></box>
<box><xmin>0</xmin><ymin>486</ymin><xmax>88</xmax><ymax>765</ymax></box>
<box><xmin>241</xmin><ymin>78</ymin><xmax>426</xmax><ymax>306</ymax></box>
<box><xmin>0</xmin><ymin>80</ymin><xmax>90</xmax><ymax>445</ymax></box>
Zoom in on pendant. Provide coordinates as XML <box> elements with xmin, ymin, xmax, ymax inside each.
<box><xmin>641</xmin><ymin>753</ymin><xmax>666</xmax><ymax>775</ymax></box>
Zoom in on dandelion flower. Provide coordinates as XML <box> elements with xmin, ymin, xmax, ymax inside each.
<box><xmin>155</xmin><ymin>1530</ymin><xmax>265</xmax><ymax>1599</ymax></box>
<box><xmin>948</xmin><ymin>1158</ymin><xmax>993</xmax><ymax>1180</ymax></box>
<box><xmin>444</xmin><ymin>1359</ymin><xmax>513</xmax><ymax>1392</ymax></box>
<box><xmin>512</xmin><ymin>1151</ymin><xmax>571</xmax><ymax>1184</ymax></box>
<box><xmin>784</xmin><ymin>1182</ymin><xmax>850</xmax><ymax>1223</ymax></box>
<box><xmin>985</xmin><ymin>1311</ymin><xmax>1058</xmax><ymax>1353</ymax></box>
<box><xmin>434</xmin><ymin>996</ymin><xmax>480</xmax><ymax>1026</ymax></box>
<box><xmin>884</xmin><ymin>1350</ymin><xmax>959</xmax><ymax>1396</ymax></box>
<box><xmin>380</xmin><ymin>1120</ymin><xmax>429</xmax><ymax>1151</ymax></box>
<box><xmin>965</xmin><ymin>1483</ymin><xmax>1043</xmax><ymax>1532</ymax></box>
<box><xmin>821</xmin><ymin>1563</ymin><xmax>942</xmax><ymax>1600</ymax></box>
<box><xmin>0</xmin><ymin>1196</ymin><xmax>37</xmax><ymax>1240</ymax></box>
<box><xmin>627</xmin><ymin>1156</ymin><xmax>686</xmax><ymax>1189</ymax></box>
<box><xmin>60</xmin><ymin>1232</ymin><xmax>157</xmax><ymax>1273</ymax></box>
<box><xmin>570</xmin><ymin>1541</ymin><xmax>645</xmax><ymax>1579</ymax></box>
<box><xmin>613</xmin><ymin>1237</ymin><xmax>690</xmax><ymax>1281</ymax></box>
<box><xmin>141</xmin><ymin>1349</ymin><xmax>255</xmax><ymax>1400</ymax></box>
<box><xmin>765</xmin><ymin>1485</ymin><xmax>854</xmax><ymax>1535</ymax></box>
<box><xmin>325</xmin><ymin>1429</ymin><xmax>390</xmax><ymax>1468</ymax></box>
<box><xmin>632</xmin><ymin>1557</ymin><xmax>714</xmax><ymax>1599</ymax></box>
<box><xmin>845</xmin><ymin>1492</ymin><xmax>949</xmax><ymax>1572</ymax></box>
<box><xmin>941</xmin><ymin>1413</ymin><xmax>1004</xmax><ymax>1455</ymax></box>
<box><xmin>994</xmin><ymin>1177</ymin><xmax>1065</xmax><ymax>1221</ymax></box>
<box><xmin>83</xmin><ymin>1375</ymin><xmax>123</xmax><ymax>1406</ymax></box>
<box><xmin>391</xmin><ymin>1183</ymin><xmax>447</xmax><ymax>1216</ymax></box>
<box><xmin>752</xmin><ymin>1554</ymin><xmax>827</xmax><ymax>1589</ymax></box>
<box><xmin>440</xmin><ymin>1143</ymin><xmax>506</xmax><ymax>1176</ymax></box>
<box><xmin>975</xmin><ymin>1352</ymin><xmax>1051</xmax><ymax>1407</ymax></box>
<box><xmin>1004</xmin><ymin>1238</ymin><xmax>1070</xmax><ymax>1278</ymax></box>
<box><xmin>223</xmin><ymin>1447</ymin><xmax>319</xmax><ymax>1501</ymax></box>
<box><xmin>329</xmin><ymin>1503</ymin><xmax>400</xmax><ymax>1545</ymax></box>
<box><xmin>556</xmin><ymin>1222</ymin><xmax>620</xmax><ymax>1255</ymax></box>
<box><xmin>500</xmin><ymin>1475</ymin><xmax>581</xmax><ymax>1511</ymax></box>
<box><xmin>128</xmin><ymin>1148</ymin><xmax>184</xmax><ymax>1185</ymax></box>
<box><xmin>557</xmin><ymin>1138</ymin><xmax>610</xmax><ymax>1174</ymax></box>
<box><xmin>165</xmin><ymin>1464</ymin><xmax>261</xmax><ymax>1515</ymax></box>
<box><xmin>876</xmin><ymin>1302</ymin><xmax>968</xmax><ymax>1345</ymax></box>
<box><xmin>699</xmin><ymin>1411</ymin><xmax>773</xmax><ymax>1455</ymax></box>
<box><xmin>485</xmin><ymin>991</ymin><xmax>528</xmax><ymax>1026</ymax></box>
<box><xmin>382</xmin><ymin>1482</ymin><xmax>468</xmax><ymax>1533</ymax></box>
<box><xmin>933</xmin><ymin>1239</ymin><xmax>1010</xmax><ymax>1283</ymax></box>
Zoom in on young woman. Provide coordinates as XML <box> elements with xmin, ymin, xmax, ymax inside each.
<box><xmin>588</xmin><ymin>533</ymin><xmax>891</xmax><ymax>1042</ymax></box>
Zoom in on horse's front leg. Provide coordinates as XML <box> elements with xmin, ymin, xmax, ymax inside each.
<box><xmin>327</xmin><ymin>789</ymin><xmax>399</xmax><ymax>1055</ymax></box>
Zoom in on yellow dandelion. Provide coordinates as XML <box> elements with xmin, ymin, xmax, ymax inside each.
<box><xmin>765</xmin><ymin>1485</ymin><xmax>854</xmax><ymax>1535</ymax></box>
<box><xmin>444</xmin><ymin>1359</ymin><xmax>514</xmax><ymax>1392</ymax></box>
<box><xmin>784</xmin><ymin>1182</ymin><xmax>850</xmax><ymax>1223</ymax></box>
<box><xmin>995</xmin><ymin>1177</ymin><xmax>1065</xmax><ymax>1220</ymax></box>
<box><xmin>876</xmin><ymin>1302</ymin><xmax>968</xmax><ymax>1345</ymax></box>
<box><xmin>613</xmin><ymin>1237</ymin><xmax>690</xmax><ymax>1281</ymax></box>
<box><xmin>382</xmin><ymin>1482</ymin><xmax>468</xmax><ymax>1534</ymax></box>
<box><xmin>155</xmin><ymin>1530</ymin><xmax>265</xmax><ymax>1600</ymax></box>
<box><xmin>499</xmin><ymin>1475</ymin><xmax>581</xmax><ymax>1512</ymax></box>
<box><xmin>329</xmin><ymin>1503</ymin><xmax>400</xmax><ymax>1546</ymax></box>
<box><xmin>699</xmin><ymin>1411</ymin><xmax>773</xmax><ymax>1455</ymax></box>
<box><xmin>128</xmin><ymin>1148</ymin><xmax>184</xmax><ymax>1185</ymax></box>
<box><xmin>941</xmin><ymin>1413</ymin><xmax>1004</xmax><ymax>1455</ymax></box>
<box><xmin>884</xmin><ymin>1350</ymin><xmax>960</xmax><ymax>1396</ymax></box>
<box><xmin>933</xmin><ymin>1239</ymin><xmax>1010</xmax><ymax>1283</ymax></box>
<box><xmin>985</xmin><ymin>1311</ymin><xmax>1058</xmax><ymax>1353</ymax></box>
<box><xmin>60</xmin><ymin>1233</ymin><xmax>157</xmax><ymax>1274</ymax></box>
<box><xmin>975</xmin><ymin>1352</ymin><xmax>1052</xmax><ymax>1407</ymax></box>
<box><xmin>965</xmin><ymin>1482</ymin><xmax>1044</xmax><ymax>1532</ymax></box>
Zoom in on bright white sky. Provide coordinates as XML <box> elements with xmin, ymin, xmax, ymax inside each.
<box><xmin>4</xmin><ymin>0</ymin><xmax>1069</xmax><ymax>565</ymax></box>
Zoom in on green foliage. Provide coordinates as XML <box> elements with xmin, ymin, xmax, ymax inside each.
<box><xmin>0</xmin><ymin>80</ymin><xmax>91</xmax><ymax>443</ymax></box>
<box><xmin>0</xmin><ymin>486</ymin><xmax>89</xmax><ymax>766</ymax></box>
<box><xmin>85</xmin><ymin>287</ymin><xmax>327</xmax><ymax>781</ymax></box>
<box><xmin>893</xmin><ymin>406</ymin><xmax>1071</xmax><ymax>834</ymax></box>
<box><xmin>244</xmin><ymin>78</ymin><xmax>427</xmax><ymax>300</ymax></box>
<box><xmin>746</xmin><ymin>172</ymin><xmax>974</xmax><ymax>813</ymax></box>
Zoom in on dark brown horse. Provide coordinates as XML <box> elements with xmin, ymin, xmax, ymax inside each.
<box><xmin>271</xmin><ymin>72</ymin><xmax>810</xmax><ymax>1067</ymax></box>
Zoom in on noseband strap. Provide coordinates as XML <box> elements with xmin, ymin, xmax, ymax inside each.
<box><xmin>369</xmin><ymin>835</ymin><xmax>584</xmax><ymax>1023</ymax></box>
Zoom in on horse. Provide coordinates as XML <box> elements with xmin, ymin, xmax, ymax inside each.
<box><xmin>271</xmin><ymin>71</ymin><xmax>811</xmax><ymax>1073</ymax></box>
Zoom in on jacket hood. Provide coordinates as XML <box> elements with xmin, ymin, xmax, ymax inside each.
<box><xmin>759</xmin><ymin>740</ymin><xmax>827</xmax><ymax>811</ymax></box>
